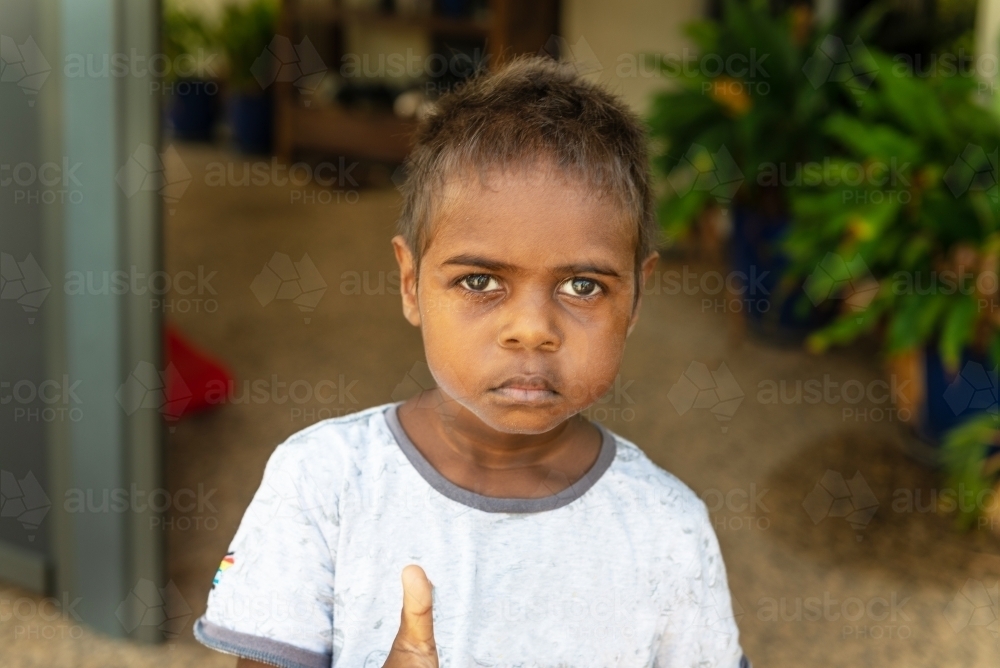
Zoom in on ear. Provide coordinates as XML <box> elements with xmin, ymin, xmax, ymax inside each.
<box><xmin>627</xmin><ymin>251</ymin><xmax>660</xmax><ymax>337</ymax></box>
<box><xmin>392</xmin><ymin>235</ymin><xmax>422</xmax><ymax>327</ymax></box>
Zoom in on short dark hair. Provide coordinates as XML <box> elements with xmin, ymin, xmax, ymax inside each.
<box><xmin>397</xmin><ymin>55</ymin><xmax>657</xmax><ymax>286</ymax></box>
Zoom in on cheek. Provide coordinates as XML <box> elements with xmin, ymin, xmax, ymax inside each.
<box><xmin>563</xmin><ymin>323</ymin><xmax>628</xmax><ymax>404</ymax></box>
<box><xmin>418</xmin><ymin>295</ymin><xmax>487</xmax><ymax>392</ymax></box>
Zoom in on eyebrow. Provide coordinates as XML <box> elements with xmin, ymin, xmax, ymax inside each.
<box><xmin>441</xmin><ymin>254</ymin><xmax>623</xmax><ymax>278</ymax></box>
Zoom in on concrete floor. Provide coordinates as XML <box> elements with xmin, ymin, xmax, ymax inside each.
<box><xmin>2</xmin><ymin>143</ymin><xmax>999</xmax><ymax>666</ymax></box>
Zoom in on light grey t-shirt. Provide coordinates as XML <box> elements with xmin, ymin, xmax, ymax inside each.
<box><xmin>194</xmin><ymin>402</ymin><xmax>748</xmax><ymax>668</ymax></box>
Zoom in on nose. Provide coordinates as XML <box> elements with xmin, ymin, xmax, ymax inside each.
<box><xmin>497</xmin><ymin>289</ymin><xmax>562</xmax><ymax>352</ymax></box>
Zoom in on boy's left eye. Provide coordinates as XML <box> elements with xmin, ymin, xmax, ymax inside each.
<box><xmin>558</xmin><ymin>277</ymin><xmax>602</xmax><ymax>297</ymax></box>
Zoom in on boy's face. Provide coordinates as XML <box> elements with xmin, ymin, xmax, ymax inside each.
<box><xmin>393</xmin><ymin>163</ymin><xmax>658</xmax><ymax>435</ymax></box>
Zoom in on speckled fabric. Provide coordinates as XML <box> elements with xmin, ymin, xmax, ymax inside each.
<box><xmin>196</xmin><ymin>402</ymin><xmax>747</xmax><ymax>667</ymax></box>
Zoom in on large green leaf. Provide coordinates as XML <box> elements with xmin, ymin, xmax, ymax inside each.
<box><xmin>870</xmin><ymin>53</ymin><xmax>954</xmax><ymax>144</ymax></box>
<box><xmin>942</xmin><ymin>413</ymin><xmax>999</xmax><ymax>528</ymax></box>
<box><xmin>823</xmin><ymin>114</ymin><xmax>920</xmax><ymax>163</ymax></box>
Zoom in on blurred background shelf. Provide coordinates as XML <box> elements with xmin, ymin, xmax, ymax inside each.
<box><xmin>280</xmin><ymin>103</ymin><xmax>418</xmax><ymax>162</ymax></box>
<box><xmin>275</xmin><ymin>0</ymin><xmax>560</xmax><ymax>163</ymax></box>
<box><xmin>300</xmin><ymin>5</ymin><xmax>493</xmax><ymax>38</ymax></box>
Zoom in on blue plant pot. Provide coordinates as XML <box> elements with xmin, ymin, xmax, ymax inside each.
<box><xmin>438</xmin><ymin>0</ymin><xmax>472</xmax><ymax>17</ymax></box>
<box><xmin>920</xmin><ymin>346</ymin><xmax>997</xmax><ymax>444</ymax></box>
<box><xmin>229</xmin><ymin>92</ymin><xmax>273</xmax><ymax>155</ymax></box>
<box><xmin>729</xmin><ymin>204</ymin><xmax>835</xmax><ymax>341</ymax></box>
<box><xmin>167</xmin><ymin>78</ymin><xmax>218</xmax><ymax>142</ymax></box>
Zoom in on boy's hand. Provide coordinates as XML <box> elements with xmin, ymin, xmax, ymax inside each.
<box><xmin>382</xmin><ymin>565</ymin><xmax>439</xmax><ymax>668</ymax></box>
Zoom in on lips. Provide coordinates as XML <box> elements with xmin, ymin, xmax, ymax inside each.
<box><xmin>495</xmin><ymin>375</ymin><xmax>557</xmax><ymax>392</ymax></box>
<box><xmin>491</xmin><ymin>374</ymin><xmax>560</xmax><ymax>405</ymax></box>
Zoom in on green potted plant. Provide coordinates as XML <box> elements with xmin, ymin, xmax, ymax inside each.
<box><xmin>647</xmin><ymin>0</ymin><xmax>879</xmax><ymax>337</ymax></box>
<box><xmin>783</xmin><ymin>50</ymin><xmax>1000</xmax><ymax>445</ymax></box>
<box><xmin>216</xmin><ymin>0</ymin><xmax>280</xmax><ymax>153</ymax></box>
<box><xmin>942</xmin><ymin>412</ymin><xmax>1000</xmax><ymax>532</ymax></box>
<box><xmin>163</xmin><ymin>2</ymin><xmax>219</xmax><ymax>141</ymax></box>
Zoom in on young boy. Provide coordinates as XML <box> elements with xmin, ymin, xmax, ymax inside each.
<box><xmin>194</xmin><ymin>56</ymin><xmax>749</xmax><ymax>668</ymax></box>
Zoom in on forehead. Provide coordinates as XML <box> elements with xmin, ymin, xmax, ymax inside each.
<box><xmin>425</xmin><ymin>164</ymin><xmax>635</xmax><ymax>266</ymax></box>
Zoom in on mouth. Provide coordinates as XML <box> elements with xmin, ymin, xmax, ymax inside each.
<box><xmin>490</xmin><ymin>375</ymin><xmax>559</xmax><ymax>405</ymax></box>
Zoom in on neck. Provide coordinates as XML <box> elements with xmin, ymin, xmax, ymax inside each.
<box><xmin>401</xmin><ymin>388</ymin><xmax>586</xmax><ymax>471</ymax></box>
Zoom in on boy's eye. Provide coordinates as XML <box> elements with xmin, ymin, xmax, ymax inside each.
<box><xmin>459</xmin><ymin>274</ymin><xmax>501</xmax><ymax>292</ymax></box>
<box><xmin>558</xmin><ymin>277</ymin><xmax>602</xmax><ymax>297</ymax></box>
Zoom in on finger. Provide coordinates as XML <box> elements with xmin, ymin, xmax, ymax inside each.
<box><xmin>398</xmin><ymin>564</ymin><xmax>435</xmax><ymax>646</ymax></box>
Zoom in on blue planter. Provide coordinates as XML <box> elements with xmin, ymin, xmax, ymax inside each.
<box><xmin>920</xmin><ymin>346</ymin><xmax>997</xmax><ymax>444</ymax></box>
<box><xmin>167</xmin><ymin>78</ymin><xmax>219</xmax><ymax>141</ymax></box>
<box><xmin>729</xmin><ymin>205</ymin><xmax>835</xmax><ymax>341</ymax></box>
<box><xmin>229</xmin><ymin>92</ymin><xmax>273</xmax><ymax>155</ymax></box>
<box><xmin>438</xmin><ymin>0</ymin><xmax>472</xmax><ymax>17</ymax></box>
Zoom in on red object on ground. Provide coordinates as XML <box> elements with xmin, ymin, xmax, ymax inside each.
<box><xmin>165</xmin><ymin>323</ymin><xmax>232</xmax><ymax>419</ymax></box>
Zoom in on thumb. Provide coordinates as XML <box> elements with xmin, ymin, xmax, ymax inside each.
<box><xmin>399</xmin><ymin>564</ymin><xmax>435</xmax><ymax>646</ymax></box>
<box><xmin>383</xmin><ymin>565</ymin><xmax>438</xmax><ymax>668</ymax></box>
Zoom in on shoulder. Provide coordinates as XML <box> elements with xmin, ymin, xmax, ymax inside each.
<box><xmin>261</xmin><ymin>403</ymin><xmax>397</xmax><ymax>483</ymax></box>
<box><xmin>598</xmin><ymin>430</ymin><xmax>729</xmax><ymax>586</ymax></box>
<box><xmin>599</xmin><ymin>428</ymin><xmax>711</xmax><ymax>532</ymax></box>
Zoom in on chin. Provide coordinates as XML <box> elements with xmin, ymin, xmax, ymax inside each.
<box><xmin>463</xmin><ymin>395</ymin><xmax>577</xmax><ymax>435</ymax></box>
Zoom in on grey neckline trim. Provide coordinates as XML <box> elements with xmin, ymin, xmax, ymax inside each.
<box><xmin>383</xmin><ymin>402</ymin><xmax>616</xmax><ymax>513</ymax></box>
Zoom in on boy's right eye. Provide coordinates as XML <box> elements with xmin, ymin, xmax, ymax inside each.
<box><xmin>459</xmin><ymin>274</ymin><xmax>501</xmax><ymax>292</ymax></box>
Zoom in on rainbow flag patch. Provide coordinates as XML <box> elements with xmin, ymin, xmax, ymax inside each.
<box><xmin>213</xmin><ymin>552</ymin><xmax>235</xmax><ymax>587</ymax></box>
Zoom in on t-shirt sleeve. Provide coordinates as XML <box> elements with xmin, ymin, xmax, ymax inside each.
<box><xmin>194</xmin><ymin>436</ymin><xmax>340</xmax><ymax>668</ymax></box>
<box><xmin>654</xmin><ymin>501</ymin><xmax>749</xmax><ymax>668</ymax></box>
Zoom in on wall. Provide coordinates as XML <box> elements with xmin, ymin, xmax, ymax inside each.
<box><xmin>1</xmin><ymin>0</ymin><xmax>164</xmax><ymax>641</ymax></box>
<box><xmin>561</xmin><ymin>0</ymin><xmax>706</xmax><ymax>115</ymax></box>
<box><xmin>0</xmin><ymin>0</ymin><xmax>53</xmax><ymax>591</ymax></box>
